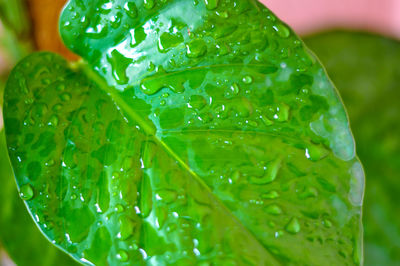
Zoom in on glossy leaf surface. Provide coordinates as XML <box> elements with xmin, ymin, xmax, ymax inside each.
<box><xmin>4</xmin><ymin>1</ymin><xmax>363</xmax><ymax>265</ymax></box>
<box><xmin>305</xmin><ymin>31</ymin><xmax>400</xmax><ymax>266</ymax></box>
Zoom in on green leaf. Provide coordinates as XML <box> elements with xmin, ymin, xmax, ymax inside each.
<box><xmin>4</xmin><ymin>1</ymin><xmax>363</xmax><ymax>265</ymax></box>
<box><xmin>0</xmin><ymin>130</ymin><xmax>79</xmax><ymax>266</ymax></box>
<box><xmin>305</xmin><ymin>31</ymin><xmax>400</xmax><ymax>266</ymax></box>
<box><xmin>0</xmin><ymin>0</ymin><xmax>32</xmax><ymax>61</ymax></box>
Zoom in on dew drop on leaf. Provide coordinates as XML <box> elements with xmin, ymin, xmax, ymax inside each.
<box><xmin>204</xmin><ymin>0</ymin><xmax>219</xmax><ymax>10</ymax></box>
<box><xmin>48</xmin><ymin>115</ymin><xmax>59</xmax><ymax>126</ymax></box>
<box><xmin>158</xmin><ymin>32</ymin><xmax>184</xmax><ymax>52</ymax></box>
<box><xmin>19</xmin><ymin>184</ymin><xmax>34</xmax><ymax>201</ymax></box>
<box><xmin>242</xmin><ymin>75</ymin><xmax>253</xmax><ymax>84</ymax></box>
<box><xmin>124</xmin><ymin>2</ymin><xmax>138</xmax><ymax>18</ymax></box>
<box><xmin>60</xmin><ymin>92</ymin><xmax>71</xmax><ymax>102</ymax></box>
<box><xmin>267</xmin><ymin>103</ymin><xmax>290</xmax><ymax>122</ymax></box>
<box><xmin>273</xmin><ymin>24</ymin><xmax>290</xmax><ymax>38</ymax></box>
<box><xmin>144</xmin><ymin>0</ymin><xmax>155</xmax><ymax>9</ymax></box>
<box><xmin>186</xmin><ymin>39</ymin><xmax>207</xmax><ymax>58</ymax></box>
<box><xmin>116</xmin><ymin>250</ymin><xmax>129</xmax><ymax>262</ymax></box>
<box><xmin>107</xmin><ymin>49</ymin><xmax>133</xmax><ymax>85</ymax></box>
<box><xmin>285</xmin><ymin>217</ymin><xmax>301</xmax><ymax>234</ymax></box>
<box><xmin>265</xmin><ymin>204</ymin><xmax>282</xmax><ymax>215</ymax></box>
<box><xmin>261</xmin><ymin>190</ymin><xmax>279</xmax><ymax>199</ymax></box>
<box><xmin>188</xmin><ymin>95</ymin><xmax>207</xmax><ymax>110</ymax></box>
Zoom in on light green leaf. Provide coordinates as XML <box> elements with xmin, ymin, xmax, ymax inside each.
<box><xmin>3</xmin><ymin>1</ymin><xmax>363</xmax><ymax>265</ymax></box>
<box><xmin>305</xmin><ymin>30</ymin><xmax>400</xmax><ymax>266</ymax></box>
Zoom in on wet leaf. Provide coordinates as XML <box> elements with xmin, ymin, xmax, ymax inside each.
<box><xmin>3</xmin><ymin>1</ymin><xmax>363</xmax><ymax>265</ymax></box>
<box><xmin>306</xmin><ymin>31</ymin><xmax>400</xmax><ymax>266</ymax></box>
<box><xmin>0</xmin><ymin>130</ymin><xmax>79</xmax><ymax>266</ymax></box>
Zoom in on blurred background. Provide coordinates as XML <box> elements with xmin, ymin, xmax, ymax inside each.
<box><xmin>0</xmin><ymin>0</ymin><xmax>399</xmax><ymax>265</ymax></box>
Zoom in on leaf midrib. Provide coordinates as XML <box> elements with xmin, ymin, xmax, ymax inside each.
<box><xmin>80</xmin><ymin>62</ymin><xmax>281</xmax><ymax>264</ymax></box>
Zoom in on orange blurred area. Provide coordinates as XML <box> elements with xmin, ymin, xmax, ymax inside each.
<box><xmin>27</xmin><ymin>0</ymin><xmax>77</xmax><ymax>60</ymax></box>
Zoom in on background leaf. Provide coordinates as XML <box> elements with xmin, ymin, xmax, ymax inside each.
<box><xmin>305</xmin><ymin>30</ymin><xmax>400</xmax><ymax>266</ymax></box>
<box><xmin>4</xmin><ymin>1</ymin><xmax>363</xmax><ymax>265</ymax></box>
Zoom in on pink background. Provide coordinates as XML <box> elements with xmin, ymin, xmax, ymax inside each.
<box><xmin>262</xmin><ymin>0</ymin><xmax>400</xmax><ymax>38</ymax></box>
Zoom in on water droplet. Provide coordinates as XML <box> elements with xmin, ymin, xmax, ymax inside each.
<box><xmin>267</xmin><ymin>103</ymin><xmax>290</xmax><ymax>122</ymax></box>
<box><xmin>216</xmin><ymin>42</ymin><xmax>230</xmax><ymax>56</ymax></box>
<box><xmin>116</xmin><ymin>250</ymin><xmax>129</xmax><ymax>261</ymax></box>
<box><xmin>230</xmin><ymin>83</ymin><xmax>240</xmax><ymax>94</ymax></box>
<box><xmin>32</xmin><ymin>103</ymin><xmax>48</xmax><ymax>117</ymax></box>
<box><xmin>156</xmin><ymin>189</ymin><xmax>178</xmax><ymax>204</ymax></box>
<box><xmin>204</xmin><ymin>0</ymin><xmax>218</xmax><ymax>10</ymax></box>
<box><xmin>85</xmin><ymin>23</ymin><xmax>108</xmax><ymax>39</ymax></box>
<box><xmin>124</xmin><ymin>2</ymin><xmax>138</xmax><ymax>18</ymax></box>
<box><xmin>160</xmin><ymin>100</ymin><xmax>166</xmax><ymax>106</ymax></box>
<box><xmin>285</xmin><ymin>217</ymin><xmax>301</xmax><ymax>234</ymax></box>
<box><xmin>298</xmin><ymin>186</ymin><xmax>318</xmax><ymax>199</ymax></box>
<box><xmin>17</xmin><ymin>75</ymin><xmax>28</xmax><ymax>94</ymax></box>
<box><xmin>216</xmin><ymin>10</ymin><xmax>228</xmax><ymax>18</ymax></box>
<box><xmin>107</xmin><ymin>49</ymin><xmax>133</xmax><ymax>85</ymax></box>
<box><xmin>265</xmin><ymin>204</ymin><xmax>282</xmax><ymax>215</ymax></box>
<box><xmin>225</xmin><ymin>83</ymin><xmax>240</xmax><ymax>98</ymax></box>
<box><xmin>110</xmin><ymin>12</ymin><xmax>122</xmax><ymax>29</ymax></box>
<box><xmin>186</xmin><ymin>39</ymin><xmax>207</xmax><ymax>58</ymax></box>
<box><xmin>260</xmin><ymin>115</ymin><xmax>273</xmax><ymax>126</ymax></box>
<box><xmin>45</xmin><ymin>159</ymin><xmax>55</xmax><ymax>166</ymax></box>
<box><xmin>250</xmin><ymin>158</ymin><xmax>282</xmax><ymax>184</ymax></box>
<box><xmin>115</xmin><ymin>204</ymin><xmax>124</xmax><ymax>213</ymax></box>
<box><xmin>100</xmin><ymin>2</ymin><xmax>113</xmax><ymax>11</ymax></box>
<box><xmin>143</xmin><ymin>0</ymin><xmax>155</xmax><ymax>9</ymax></box>
<box><xmin>20</xmin><ymin>184</ymin><xmax>34</xmax><ymax>200</ymax></box>
<box><xmin>247</xmin><ymin>120</ymin><xmax>258</xmax><ymax>127</ymax></box>
<box><xmin>274</xmin><ymin>230</ymin><xmax>284</xmax><ymax>238</ymax></box>
<box><xmin>305</xmin><ymin>144</ymin><xmax>329</xmax><ymax>161</ymax></box>
<box><xmin>60</xmin><ymin>92</ymin><xmax>71</xmax><ymax>102</ymax></box>
<box><xmin>261</xmin><ymin>190</ymin><xmax>279</xmax><ymax>199</ymax></box>
<box><xmin>130</xmin><ymin>27</ymin><xmax>146</xmax><ymax>47</ymax></box>
<box><xmin>323</xmin><ymin>219</ymin><xmax>332</xmax><ymax>228</ymax></box>
<box><xmin>41</xmin><ymin>78</ymin><xmax>51</xmax><ymax>85</ymax></box>
<box><xmin>158</xmin><ymin>32</ymin><xmax>184</xmax><ymax>52</ymax></box>
<box><xmin>48</xmin><ymin>115</ymin><xmax>59</xmax><ymax>126</ymax></box>
<box><xmin>273</xmin><ymin>24</ymin><xmax>290</xmax><ymax>38</ymax></box>
<box><xmin>118</xmin><ymin>216</ymin><xmax>135</xmax><ymax>240</ymax></box>
<box><xmin>52</xmin><ymin>104</ymin><xmax>62</xmax><ymax>111</ymax></box>
<box><xmin>242</xmin><ymin>75</ymin><xmax>253</xmax><ymax>84</ymax></box>
<box><xmin>197</xmin><ymin>112</ymin><xmax>213</xmax><ymax>123</ymax></box>
<box><xmin>56</xmin><ymin>84</ymin><xmax>65</xmax><ymax>91</ymax></box>
<box><xmin>188</xmin><ymin>95</ymin><xmax>207</xmax><ymax>110</ymax></box>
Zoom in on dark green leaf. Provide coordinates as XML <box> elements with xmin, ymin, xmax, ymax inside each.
<box><xmin>4</xmin><ymin>1</ymin><xmax>363</xmax><ymax>265</ymax></box>
<box><xmin>305</xmin><ymin>30</ymin><xmax>400</xmax><ymax>266</ymax></box>
<box><xmin>0</xmin><ymin>130</ymin><xmax>79</xmax><ymax>265</ymax></box>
